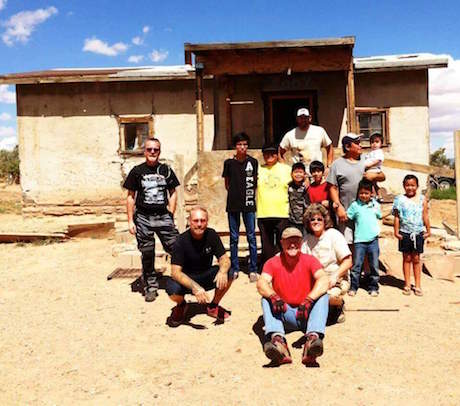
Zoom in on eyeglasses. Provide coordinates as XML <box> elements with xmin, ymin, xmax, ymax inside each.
<box><xmin>310</xmin><ymin>217</ymin><xmax>324</xmax><ymax>223</ymax></box>
<box><xmin>145</xmin><ymin>147</ymin><xmax>160</xmax><ymax>153</ymax></box>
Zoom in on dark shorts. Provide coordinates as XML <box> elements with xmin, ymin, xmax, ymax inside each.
<box><xmin>398</xmin><ymin>232</ymin><xmax>424</xmax><ymax>254</ymax></box>
<box><xmin>166</xmin><ymin>266</ymin><xmax>223</xmax><ymax>296</ymax></box>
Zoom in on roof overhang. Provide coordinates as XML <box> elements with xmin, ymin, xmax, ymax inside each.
<box><xmin>185</xmin><ymin>37</ymin><xmax>355</xmax><ymax>75</ymax></box>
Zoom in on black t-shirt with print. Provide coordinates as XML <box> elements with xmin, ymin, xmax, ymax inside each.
<box><xmin>171</xmin><ymin>228</ymin><xmax>226</xmax><ymax>275</ymax></box>
<box><xmin>123</xmin><ymin>162</ymin><xmax>180</xmax><ymax>214</ymax></box>
<box><xmin>222</xmin><ymin>156</ymin><xmax>258</xmax><ymax>212</ymax></box>
<box><xmin>288</xmin><ymin>181</ymin><xmax>311</xmax><ymax>224</ymax></box>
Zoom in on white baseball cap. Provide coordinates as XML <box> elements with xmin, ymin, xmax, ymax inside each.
<box><xmin>296</xmin><ymin>108</ymin><xmax>310</xmax><ymax>117</ymax></box>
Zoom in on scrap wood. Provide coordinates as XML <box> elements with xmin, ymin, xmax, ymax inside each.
<box><xmin>67</xmin><ymin>221</ymin><xmax>115</xmax><ymax>238</ymax></box>
<box><xmin>442</xmin><ymin>221</ymin><xmax>457</xmax><ymax>236</ymax></box>
<box><xmin>0</xmin><ymin>232</ymin><xmax>68</xmax><ymax>243</ymax></box>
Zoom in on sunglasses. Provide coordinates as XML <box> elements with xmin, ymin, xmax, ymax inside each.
<box><xmin>310</xmin><ymin>217</ymin><xmax>324</xmax><ymax>222</ymax></box>
<box><xmin>145</xmin><ymin>147</ymin><xmax>160</xmax><ymax>153</ymax></box>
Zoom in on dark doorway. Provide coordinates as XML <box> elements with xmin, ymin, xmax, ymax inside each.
<box><xmin>264</xmin><ymin>92</ymin><xmax>317</xmax><ymax>145</ymax></box>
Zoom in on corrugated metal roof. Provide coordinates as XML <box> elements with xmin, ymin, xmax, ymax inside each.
<box><xmin>354</xmin><ymin>53</ymin><xmax>448</xmax><ymax>72</ymax></box>
<box><xmin>0</xmin><ymin>65</ymin><xmax>195</xmax><ymax>84</ymax></box>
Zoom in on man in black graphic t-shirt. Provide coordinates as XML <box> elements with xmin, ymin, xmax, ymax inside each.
<box><xmin>166</xmin><ymin>206</ymin><xmax>233</xmax><ymax>326</ymax></box>
<box><xmin>222</xmin><ymin>132</ymin><xmax>258</xmax><ymax>282</ymax></box>
<box><xmin>123</xmin><ymin>138</ymin><xmax>179</xmax><ymax>302</ymax></box>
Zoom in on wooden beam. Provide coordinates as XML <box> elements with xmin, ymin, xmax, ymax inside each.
<box><xmin>346</xmin><ymin>59</ymin><xmax>357</xmax><ymax>132</ymax></box>
<box><xmin>195</xmin><ymin>67</ymin><xmax>204</xmax><ymax>153</ymax></box>
<box><xmin>185</xmin><ymin>37</ymin><xmax>355</xmax><ymax>51</ymax></box>
<box><xmin>455</xmin><ymin>130</ymin><xmax>460</xmax><ymax>238</ymax></box>
<box><xmin>184</xmin><ymin>50</ymin><xmax>192</xmax><ymax>65</ymax></box>
<box><xmin>196</xmin><ymin>47</ymin><xmax>352</xmax><ymax>76</ymax></box>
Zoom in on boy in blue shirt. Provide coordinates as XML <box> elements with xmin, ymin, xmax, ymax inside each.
<box><xmin>346</xmin><ymin>179</ymin><xmax>382</xmax><ymax>296</ymax></box>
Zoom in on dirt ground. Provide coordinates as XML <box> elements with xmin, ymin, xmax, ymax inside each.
<box><xmin>1</xmin><ymin>184</ymin><xmax>459</xmax><ymax>405</ymax></box>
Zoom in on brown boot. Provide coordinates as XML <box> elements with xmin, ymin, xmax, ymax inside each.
<box><xmin>302</xmin><ymin>332</ymin><xmax>323</xmax><ymax>366</ymax></box>
<box><xmin>263</xmin><ymin>334</ymin><xmax>292</xmax><ymax>365</ymax></box>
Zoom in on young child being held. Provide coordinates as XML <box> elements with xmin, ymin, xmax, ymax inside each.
<box><xmin>392</xmin><ymin>174</ymin><xmax>430</xmax><ymax>296</ymax></box>
<box><xmin>307</xmin><ymin>160</ymin><xmax>330</xmax><ymax>208</ymax></box>
<box><xmin>288</xmin><ymin>162</ymin><xmax>310</xmax><ymax>234</ymax></box>
<box><xmin>346</xmin><ymin>179</ymin><xmax>382</xmax><ymax>296</ymax></box>
<box><xmin>364</xmin><ymin>132</ymin><xmax>385</xmax><ymax>200</ymax></box>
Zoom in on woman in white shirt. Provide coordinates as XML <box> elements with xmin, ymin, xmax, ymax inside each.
<box><xmin>301</xmin><ymin>203</ymin><xmax>352</xmax><ymax>323</ymax></box>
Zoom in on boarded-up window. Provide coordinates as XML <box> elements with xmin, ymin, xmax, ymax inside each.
<box><xmin>118</xmin><ymin>116</ymin><xmax>154</xmax><ymax>154</ymax></box>
<box><xmin>356</xmin><ymin>108</ymin><xmax>389</xmax><ymax>148</ymax></box>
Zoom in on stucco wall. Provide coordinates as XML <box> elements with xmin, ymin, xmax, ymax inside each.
<box><xmin>17</xmin><ymin>80</ymin><xmax>213</xmax><ymax>208</ymax></box>
<box><xmin>354</xmin><ymin>70</ymin><xmax>430</xmax><ymax>192</ymax></box>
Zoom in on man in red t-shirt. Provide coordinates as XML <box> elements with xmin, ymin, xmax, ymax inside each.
<box><xmin>257</xmin><ymin>227</ymin><xmax>329</xmax><ymax>366</ymax></box>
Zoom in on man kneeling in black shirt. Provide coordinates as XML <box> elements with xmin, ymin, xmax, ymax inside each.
<box><xmin>166</xmin><ymin>206</ymin><xmax>233</xmax><ymax>326</ymax></box>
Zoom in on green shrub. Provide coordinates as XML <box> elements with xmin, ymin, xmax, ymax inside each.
<box><xmin>0</xmin><ymin>146</ymin><xmax>20</xmax><ymax>180</ymax></box>
<box><xmin>430</xmin><ymin>187</ymin><xmax>456</xmax><ymax>200</ymax></box>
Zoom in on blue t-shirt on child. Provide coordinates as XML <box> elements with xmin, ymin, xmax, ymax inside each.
<box><xmin>392</xmin><ymin>194</ymin><xmax>425</xmax><ymax>234</ymax></box>
<box><xmin>347</xmin><ymin>199</ymin><xmax>382</xmax><ymax>243</ymax></box>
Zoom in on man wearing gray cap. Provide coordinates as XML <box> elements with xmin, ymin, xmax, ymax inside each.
<box><xmin>279</xmin><ymin>108</ymin><xmax>333</xmax><ymax>175</ymax></box>
<box><xmin>327</xmin><ymin>133</ymin><xmax>386</xmax><ymax>244</ymax></box>
<box><xmin>257</xmin><ymin>227</ymin><xmax>329</xmax><ymax>366</ymax></box>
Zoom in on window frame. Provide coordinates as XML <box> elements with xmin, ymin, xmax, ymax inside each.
<box><xmin>117</xmin><ymin>115</ymin><xmax>154</xmax><ymax>156</ymax></box>
<box><xmin>355</xmin><ymin>107</ymin><xmax>390</xmax><ymax>148</ymax></box>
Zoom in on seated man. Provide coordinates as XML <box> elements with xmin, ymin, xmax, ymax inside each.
<box><xmin>166</xmin><ymin>205</ymin><xmax>233</xmax><ymax>327</ymax></box>
<box><xmin>256</xmin><ymin>227</ymin><xmax>329</xmax><ymax>366</ymax></box>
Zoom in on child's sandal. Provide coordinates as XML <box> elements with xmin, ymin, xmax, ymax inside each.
<box><xmin>413</xmin><ymin>287</ymin><xmax>423</xmax><ymax>296</ymax></box>
<box><xmin>402</xmin><ymin>286</ymin><xmax>411</xmax><ymax>295</ymax></box>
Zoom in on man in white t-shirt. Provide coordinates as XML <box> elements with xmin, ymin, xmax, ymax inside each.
<box><xmin>279</xmin><ymin>108</ymin><xmax>333</xmax><ymax>177</ymax></box>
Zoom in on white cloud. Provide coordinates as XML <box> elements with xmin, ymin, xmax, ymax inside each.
<box><xmin>429</xmin><ymin>56</ymin><xmax>460</xmax><ymax>159</ymax></box>
<box><xmin>0</xmin><ymin>85</ymin><xmax>15</xmax><ymax>104</ymax></box>
<box><xmin>0</xmin><ymin>136</ymin><xmax>17</xmax><ymax>150</ymax></box>
<box><xmin>132</xmin><ymin>36</ymin><xmax>143</xmax><ymax>46</ymax></box>
<box><xmin>83</xmin><ymin>37</ymin><xmax>128</xmax><ymax>56</ymax></box>
<box><xmin>149</xmin><ymin>49</ymin><xmax>168</xmax><ymax>63</ymax></box>
<box><xmin>0</xmin><ymin>125</ymin><xmax>14</xmax><ymax>137</ymax></box>
<box><xmin>142</xmin><ymin>25</ymin><xmax>150</xmax><ymax>34</ymax></box>
<box><xmin>0</xmin><ymin>112</ymin><xmax>12</xmax><ymax>121</ymax></box>
<box><xmin>2</xmin><ymin>6</ymin><xmax>58</xmax><ymax>46</ymax></box>
<box><xmin>128</xmin><ymin>55</ymin><xmax>144</xmax><ymax>64</ymax></box>
<box><xmin>0</xmin><ymin>1</ymin><xmax>7</xmax><ymax>12</ymax></box>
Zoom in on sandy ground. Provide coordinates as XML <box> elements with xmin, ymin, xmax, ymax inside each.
<box><xmin>1</xmin><ymin>184</ymin><xmax>459</xmax><ymax>405</ymax></box>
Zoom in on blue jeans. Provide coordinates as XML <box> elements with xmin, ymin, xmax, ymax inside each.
<box><xmin>351</xmin><ymin>238</ymin><xmax>380</xmax><ymax>292</ymax></box>
<box><xmin>261</xmin><ymin>294</ymin><xmax>329</xmax><ymax>336</ymax></box>
<box><xmin>228</xmin><ymin>211</ymin><xmax>257</xmax><ymax>274</ymax></box>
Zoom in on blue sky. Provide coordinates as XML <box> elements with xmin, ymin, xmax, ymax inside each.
<box><xmin>1</xmin><ymin>0</ymin><xmax>459</xmax><ymax>156</ymax></box>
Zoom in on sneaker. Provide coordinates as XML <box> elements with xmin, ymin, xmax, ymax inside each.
<box><xmin>347</xmin><ymin>290</ymin><xmax>357</xmax><ymax>297</ymax></box>
<box><xmin>369</xmin><ymin>290</ymin><xmax>379</xmax><ymax>297</ymax></box>
<box><xmin>167</xmin><ymin>301</ymin><xmax>188</xmax><ymax>327</ymax></box>
<box><xmin>302</xmin><ymin>333</ymin><xmax>324</xmax><ymax>366</ymax></box>
<box><xmin>144</xmin><ymin>288</ymin><xmax>159</xmax><ymax>302</ymax></box>
<box><xmin>249</xmin><ymin>272</ymin><xmax>258</xmax><ymax>283</ymax></box>
<box><xmin>263</xmin><ymin>335</ymin><xmax>292</xmax><ymax>365</ymax></box>
<box><xmin>337</xmin><ymin>310</ymin><xmax>346</xmax><ymax>323</ymax></box>
<box><xmin>207</xmin><ymin>305</ymin><xmax>231</xmax><ymax>322</ymax></box>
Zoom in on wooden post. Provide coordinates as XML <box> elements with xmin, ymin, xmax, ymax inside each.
<box><xmin>346</xmin><ymin>59</ymin><xmax>357</xmax><ymax>133</ymax></box>
<box><xmin>184</xmin><ymin>50</ymin><xmax>192</xmax><ymax>65</ymax></box>
<box><xmin>195</xmin><ymin>63</ymin><xmax>204</xmax><ymax>153</ymax></box>
<box><xmin>455</xmin><ymin>130</ymin><xmax>460</xmax><ymax>238</ymax></box>
<box><xmin>225</xmin><ymin>76</ymin><xmax>234</xmax><ymax>148</ymax></box>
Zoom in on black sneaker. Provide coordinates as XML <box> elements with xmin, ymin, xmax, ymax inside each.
<box><xmin>144</xmin><ymin>289</ymin><xmax>158</xmax><ymax>302</ymax></box>
<box><xmin>302</xmin><ymin>333</ymin><xmax>323</xmax><ymax>366</ymax></box>
<box><xmin>167</xmin><ymin>301</ymin><xmax>188</xmax><ymax>327</ymax></box>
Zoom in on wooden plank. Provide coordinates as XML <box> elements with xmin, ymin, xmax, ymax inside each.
<box><xmin>383</xmin><ymin>158</ymin><xmax>454</xmax><ymax>176</ymax></box>
<box><xmin>195</xmin><ymin>68</ymin><xmax>204</xmax><ymax>152</ymax></box>
<box><xmin>455</xmin><ymin>130</ymin><xmax>460</xmax><ymax>238</ymax></box>
<box><xmin>67</xmin><ymin>221</ymin><xmax>114</xmax><ymax>238</ymax></box>
<box><xmin>0</xmin><ymin>232</ymin><xmax>68</xmax><ymax>243</ymax></box>
<box><xmin>346</xmin><ymin>59</ymin><xmax>357</xmax><ymax>132</ymax></box>
<box><xmin>184</xmin><ymin>37</ymin><xmax>355</xmax><ymax>51</ymax></box>
<box><xmin>196</xmin><ymin>47</ymin><xmax>353</xmax><ymax>76</ymax></box>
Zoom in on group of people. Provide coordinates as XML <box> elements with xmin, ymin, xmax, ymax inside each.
<box><xmin>123</xmin><ymin>108</ymin><xmax>431</xmax><ymax>366</ymax></box>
